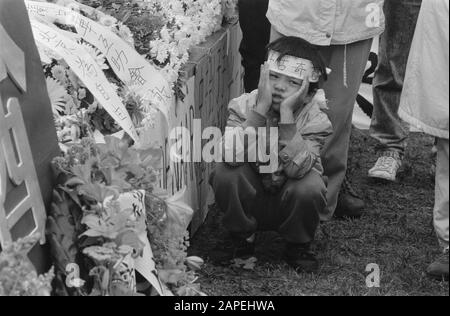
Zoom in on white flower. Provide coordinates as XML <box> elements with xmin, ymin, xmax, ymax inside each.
<box><xmin>115</xmin><ymin>23</ymin><xmax>135</xmax><ymax>47</ymax></box>
<box><xmin>51</xmin><ymin>65</ymin><xmax>68</xmax><ymax>84</ymax></box>
<box><xmin>79</xmin><ymin>42</ymin><xmax>109</xmax><ymax>70</ymax></box>
<box><xmin>142</xmin><ymin>0</ymin><xmax>229</xmax><ymax>87</ymax></box>
<box><xmin>77</xmin><ymin>88</ymin><xmax>87</xmax><ymax>100</ymax></box>
<box><xmin>87</xmin><ymin>100</ymin><xmax>99</xmax><ymax>113</ymax></box>
<box><xmin>46</xmin><ymin>77</ymin><xmax>68</xmax><ymax>117</ymax></box>
<box><xmin>99</xmin><ymin>15</ymin><xmax>118</xmax><ymax>28</ymax></box>
<box><xmin>110</xmin><ymin>83</ymin><xmax>120</xmax><ymax>93</ymax></box>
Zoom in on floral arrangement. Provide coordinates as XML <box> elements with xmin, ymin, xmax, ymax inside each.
<box><xmin>34</xmin><ymin>0</ymin><xmax>238</xmax><ymax>145</ymax></box>
<box><xmin>0</xmin><ymin>234</ymin><xmax>54</xmax><ymax>296</ymax></box>
<box><xmin>44</xmin><ymin>56</ymin><xmax>149</xmax><ymax>147</ymax></box>
<box><xmin>75</xmin><ymin>0</ymin><xmax>238</xmax><ymax>85</ymax></box>
<box><xmin>23</xmin><ymin>0</ymin><xmax>240</xmax><ymax>296</ymax></box>
<box><xmin>143</xmin><ymin>0</ymin><xmax>224</xmax><ymax>84</ymax></box>
<box><xmin>29</xmin><ymin>2</ymin><xmax>153</xmax><ymax>146</ymax></box>
<box><xmin>48</xmin><ymin>136</ymin><xmax>205</xmax><ymax>296</ymax></box>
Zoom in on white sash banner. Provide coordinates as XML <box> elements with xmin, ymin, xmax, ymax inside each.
<box><xmin>25</xmin><ymin>0</ymin><xmax>172</xmax><ymax>124</ymax></box>
<box><xmin>30</xmin><ymin>19</ymin><xmax>139</xmax><ymax>142</ymax></box>
<box><xmin>111</xmin><ymin>190</ymin><xmax>165</xmax><ymax>296</ymax></box>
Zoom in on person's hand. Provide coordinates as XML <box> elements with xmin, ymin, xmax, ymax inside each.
<box><xmin>280</xmin><ymin>75</ymin><xmax>310</xmax><ymax>114</ymax></box>
<box><xmin>256</xmin><ymin>62</ymin><xmax>272</xmax><ymax>116</ymax></box>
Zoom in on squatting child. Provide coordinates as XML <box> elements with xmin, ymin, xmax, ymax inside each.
<box><xmin>209</xmin><ymin>36</ymin><xmax>333</xmax><ymax>273</ymax></box>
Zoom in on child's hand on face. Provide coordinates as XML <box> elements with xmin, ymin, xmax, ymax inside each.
<box><xmin>280</xmin><ymin>75</ymin><xmax>310</xmax><ymax>114</ymax></box>
<box><xmin>256</xmin><ymin>62</ymin><xmax>273</xmax><ymax>116</ymax></box>
<box><xmin>279</xmin><ymin>75</ymin><xmax>310</xmax><ymax>124</ymax></box>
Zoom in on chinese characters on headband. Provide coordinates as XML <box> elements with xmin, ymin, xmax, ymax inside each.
<box><xmin>267</xmin><ymin>50</ymin><xmax>322</xmax><ymax>83</ymax></box>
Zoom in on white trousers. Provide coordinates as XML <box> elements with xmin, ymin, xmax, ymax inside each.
<box><xmin>435</xmin><ymin>138</ymin><xmax>449</xmax><ymax>252</ymax></box>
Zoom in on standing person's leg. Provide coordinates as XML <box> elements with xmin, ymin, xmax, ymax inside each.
<box><xmin>427</xmin><ymin>138</ymin><xmax>449</xmax><ymax>280</ymax></box>
<box><xmin>238</xmin><ymin>0</ymin><xmax>271</xmax><ymax>93</ymax></box>
<box><xmin>369</xmin><ymin>0</ymin><xmax>422</xmax><ymax>182</ymax></box>
<box><xmin>319</xmin><ymin>40</ymin><xmax>373</xmax><ymax>221</ymax></box>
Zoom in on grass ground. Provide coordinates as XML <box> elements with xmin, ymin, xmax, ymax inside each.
<box><xmin>189</xmin><ymin>129</ymin><xmax>449</xmax><ymax>296</ymax></box>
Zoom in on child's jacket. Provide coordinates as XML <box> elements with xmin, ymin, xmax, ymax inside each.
<box><xmin>222</xmin><ymin>89</ymin><xmax>333</xmax><ymax>192</ymax></box>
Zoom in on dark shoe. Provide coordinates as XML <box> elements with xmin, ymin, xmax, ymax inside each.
<box><xmin>427</xmin><ymin>250</ymin><xmax>449</xmax><ymax>281</ymax></box>
<box><xmin>230</xmin><ymin>234</ymin><xmax>256</xmax><ymax>259</ymax></box>
<box><xmin>284</xmin><ymin>243</ymin><xmax>319</xmax><ymax>273</ymax></box>
<box><xmin>209</xmin><ymin>234</ymin><xmax>256</xmax><ymax>264</ymax></box>
<box><xmin>334</xmin><ymin>176</ymin><xmax>365</xmax><ymax>219</ymax></box>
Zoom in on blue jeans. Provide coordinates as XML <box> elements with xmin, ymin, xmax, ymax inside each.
<box><xmin>370</xmin><ymin>0</ymin><xmax>422</xmax><ymax>156</ymax></box>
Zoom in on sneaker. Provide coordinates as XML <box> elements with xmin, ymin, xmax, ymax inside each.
<box><xmin>334</xmin><ymin>176</ymin><xmax>365</xmax><ymax>219</ymax></box>
<box><xmin>369</xmin><ymin>152</ymin><xmax>402</xmax><ymax>182</ymax></box>
<box><xmin>426</xmin><ymin>250</ymin><xmax>449</xmax><ymax>281</ymax></box>
<box><xmin>284</xmin><ymin>243</ymin><xmax>319</xmax><ymax>273</ymax></box>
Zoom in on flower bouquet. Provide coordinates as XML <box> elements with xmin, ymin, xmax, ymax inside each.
<box><xmin>49</xmin><ymin>136</ymin><xmax>205</xmax><ymax>296</ymax></box>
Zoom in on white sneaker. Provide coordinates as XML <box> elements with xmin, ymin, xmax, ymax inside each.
<box><xmin>368</xmin><ymin>154</ymin><xmax>402</xmax><ymax>182</ymax></box>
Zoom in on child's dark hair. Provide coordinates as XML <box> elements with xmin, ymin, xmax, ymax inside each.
<box><xmin>266</xmin><ymin>37</ymin><xmax>327</xmax><ymax>93</ymax></box>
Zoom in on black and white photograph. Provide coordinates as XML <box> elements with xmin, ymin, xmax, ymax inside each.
<box><xmin>0</xmin><ymin>0</ymin><xmax>448</xmax><ymax>300</ymax></box>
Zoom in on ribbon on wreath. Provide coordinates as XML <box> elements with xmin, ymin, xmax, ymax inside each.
<box><xmin>25</xmin><ymin>0</ymin><xmax>172</xmax><ymax>129</ymax></box>
<box><xmin>29</xmin><ymin>19</ymin><xmax>140</xmax><ymax>143</ymax></box>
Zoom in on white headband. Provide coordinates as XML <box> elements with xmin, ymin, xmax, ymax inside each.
<box><xmin>267</xmin><ymin>50</ymin><xmax>322</xmax><ymax>83</ymax></box>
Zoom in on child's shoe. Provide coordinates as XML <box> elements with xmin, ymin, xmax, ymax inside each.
<box><xmin>284</xmin><ymin>243</ymin><xmax>319</xmax><ymax>273</ymax></box>
<box><xmin>231</xmin><ymin>234</ymin><xmax>256</xmax><ymax>259</ymax></box>
<box><xmin>426</xmin><ymin>249</ymin><xmax>449</xmax><ymax>281</ymax></box>
<box><xmin>210</xmin><ymin>234</ymin><xmax>256</xmax><ymax>264</ymax></box>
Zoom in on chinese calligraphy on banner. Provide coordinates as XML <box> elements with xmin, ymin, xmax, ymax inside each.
<box><xmin>25</xmin><ymin>0</ymin><xmax>172</xmax><ymax>125</ymax></box>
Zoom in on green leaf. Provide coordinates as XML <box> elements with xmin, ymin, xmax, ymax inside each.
<box><xmin>139</xmin><ymin>147</ymin><xmax>163</xmax><ymax>169</ymax></box>
<box><xmin>158</xmin><ymin>269</ymin><xmax>185</xmax><ymax>285</ymax></box>
<box><xmin>46</xmin><ymin>188</ymin><xmax>86</xmax><ymax>296</ymax></box>
<box><xmin>98</xmin><ymin>136</ymin><xmax>129</xmax><ymax>162</ymax></box>
<box><xmin>78</xmin><ymin>183</ymin><xmax>119</xmax><ymax>203</ymax></box>
<box><xmin>115</xmin><ymin>231</ymin><xmax>145</xmax><ymax>256</ymax></box>
<box><xmin>81</xmin><ymin>207</ymin><xmax>134</xmax><ymax>240</ymax></box>
<box><xmin>64</xmin><ymin>177</ymin><xmax>85</xmax><ymax>187</ymax></box>
<box><xmin>84</xmin><ymin>246</ymin><xmax>115</xmax><ymax>263</ymax></box>
<box><xmin>110</xmin><ymin>283</ymin><xmax>136</xmax><ymax>297</ymax></box>
<box><xmin>185</xmin><ymin>256</ymin><xmax>204</xmax><ymax>271</ymax></box>
<box><xmin>71</xmin><ymin>160</ymin><xmax>94</xmax><ymax>184</ymax></box>
<box><xmin>108</xmin><ymin>168</ymin><xmax>133</xmax><ymax>190</ymax></box>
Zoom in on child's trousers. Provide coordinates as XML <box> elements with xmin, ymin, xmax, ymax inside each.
<box><xmin>210</xmin><ymin>163</ymin><xmax>327</xmax><ymax>244</ymax></box>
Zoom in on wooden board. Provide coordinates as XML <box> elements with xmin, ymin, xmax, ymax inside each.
<box><xmin>0</xmin><ymin>0</ymin><xmax>60</xmax><ymax>273</ymax></box>
<box><xmin>0</xmin><ymin>98</ymin><xmax>47</xmax><ymax>249</ymax></box>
